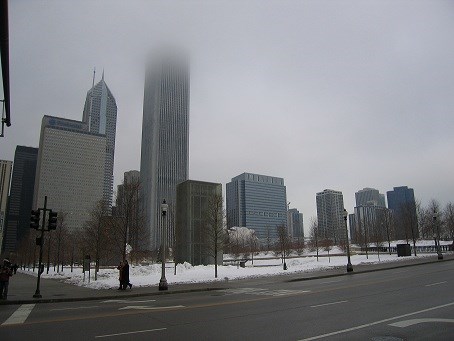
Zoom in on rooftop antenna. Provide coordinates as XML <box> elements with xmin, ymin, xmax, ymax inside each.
<box><xmin>88</xmin><ymin>67</ymin><xmax>96</xmax><ymax>131</ymax></box>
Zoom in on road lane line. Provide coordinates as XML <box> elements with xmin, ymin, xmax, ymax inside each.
<box><xmin>51</xmin><ymin>306</ymin><xmax>100</xmax><ymax>311</ymax></box>
<box><xmin>118</xmin><ymin>305</ymin><xmax>184</xmax><ymax>310</ymax></box>
<box><xmin>299</xmin><ymin>301</ymin><xmax>454</xmax><ymax>340</ymax></box>
<box><xmin>311</xmin><ymin>300</ymin><xmax>348</xmax><ymax>308</ymax></box>
<box><xmin>95</xmin><ymin>327</ymin><xmax>166</xmax><ymax>338</ymax></box>
<box><xmin>425</xmin><ymin>281</ymin><xmax>447</xmax><ymax>287</ymax></box>
<box><xmin>319</xmin><ymin>280</ymin><xmax>341</xmax><ymax>284</ymax></box>
<box><xmin>2</xmin><ymin>304</ymin><xmax>35</xmax><ymax>325</ymax></box>
<box><xmin>390</xmin><ymin>318</ymin><xmax>454</xmax><ymax>327</ymax></box>
<box><xmin>102</xmin><ymin>299</ymin><xmax>156</xmax><ymax>303</ymax></box>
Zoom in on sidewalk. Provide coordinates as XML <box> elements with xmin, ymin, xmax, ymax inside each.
<box><xmin>1</xmin><ymin>254</ymin><xmax>453</xmax><ymax>306</ymax></box>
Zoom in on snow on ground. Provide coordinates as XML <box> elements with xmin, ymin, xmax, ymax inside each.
<box><xmin>19</xmin><ymin>240</ymin><xmax>452</xmax><ymax>290</ymax></box>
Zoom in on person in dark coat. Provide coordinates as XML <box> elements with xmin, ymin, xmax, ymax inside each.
<box><xmin>116</xmin><ymin>261</ymin><xmax>124</xmax><ymax>290</ymax></box>
<box><xmin>0</xmin><ymin>259</ymin><xmax>13</xmax><ymax>300</ymax></box>
<box><xmin>122</xmin><ymin>260</ymin><xmax>132</xmax><ymax>290</ymax></box>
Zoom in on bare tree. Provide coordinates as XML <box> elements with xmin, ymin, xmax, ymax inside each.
<box><xmin>265</xmin><ymin>227</ymin><xmax>272</xmax><ymax>254</ymax></box>
<box><xmin>309</xmin><ymin>217</ymin><xmax>320</xmax><ymax>261</ymax></box>
<box><xmin>321</xmin><ymin>238</ymin><xmax>333</xmax><ymax>263</ymax></box>
<box><xmin>444</xmin><ymin>202</ymin><xmax>454</xmax><ymax>246</ymax></box>
<box><xmin>277</xmin><ymin>223</ymin><xmax>290</xmax><ymax>269</ymax></box>
<box><xmin>416</xmin><ymin>200</ymin><xmax>433</xmax><ymax>239</ymax></box>
<box><xmin>82</xmin><ymin>200</ymin><xmax>109</xmax><ymax>280</ymax></box>
<box><xmin>54</xmin><ymin>212</ymin><xmax>69</xmax><ymax>272</ymax></box>
<box><xmin>203</xmin><ymin>194</ymin><xmax>227</xmax><ymax>278</ymax></box>
<box><xmin>371</xmin><ymin>217</ymin><xmax>385</xmax><ymax>261</ymax></box>
<box><xmin>295</xmin><ymin>235</ymin><xmax>305</xmax><ymax>256</ymax></box>
<box><xmin>247</xmin><ymin>230</ymin><xmax>259</xmax><ymax>265</ymax></box>
<box><xmin>428</xmin><ymin>199</ymin><xmax>442</xmax><ymax>240</ymax></box>
<box><xmin>382</xmin><ymin>209</ymin><xmax>393</xmax><ymax>255</ymax></box>
<box><xmin>400</xmin><ymin>201</ymin><xmax>418</xmax><ymax>256</ymax></box>
<box><xmin>114</xmin><ymin>177</ymin><xmax>147</xmax><ymax>263</ymax></box>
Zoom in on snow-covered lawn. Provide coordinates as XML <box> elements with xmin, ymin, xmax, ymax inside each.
<box><xmin>20</xmin><ymin>240</ymin><xmax>451</xmax><ymax>290</ymax></box>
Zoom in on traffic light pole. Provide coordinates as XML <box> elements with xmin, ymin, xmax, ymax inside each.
<box><xmin>33</xmin><ymin>196</ymin><xmax>47</xmax><ymax>298</ymax></box>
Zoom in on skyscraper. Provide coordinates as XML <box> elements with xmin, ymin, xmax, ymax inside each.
<box><xmin>316</xmin><ymin>189</ymin><xmax>345</xmax><ymax>243</ymax></box>
<box><xmin>33</xmin><ymin>116</ymin><xmax>106</xmax><ymax>232</ymax></box>
<box><xmin>352</xmin><ymin>187</ymin><xmax>390</xmax><ymax>245</ymax></box>
<box><xmin>0</xmin><ymin>159</ymin><xmax>13</xmax><ymax>251</ymax></box>
<box><xmin>3</xmin><ymin>146</ymin><xmax>38</xmax><ymax>253</ymax></box>
<box><xmin>140</xmin><ymin>52</ymin><xmax>190</xmax><ymax>251</ymax></box>
<box><xmin>387</xmin><ymin>186</ymin><xmax>418</xmax><ymax>240</ymax></box>
<box><xmin>226</xmin><ymin>172</ymin><xmax>287</xmax><ymax>240</ymax></box>
<box><xmin>355</xmin><ymin>188</ymin><xmax>386</xmax><ymax>207</ymax></box>
<box><xmin>82</xmin><ymin>72</ymin><xmax>117</xmax><ymax>208</ymax></box>
<box><xmin>287</xmin><ymin>208</ymin><xmax>304</xmax><ymax>240</ymax></box>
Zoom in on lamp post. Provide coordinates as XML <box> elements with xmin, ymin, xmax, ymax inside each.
<box><xmin>433</xmin><ymin>211</ymin><xmax>443</xmax><ymax>260</ymax></box>
<box><xmin>159</xmin><ymin>199</ymin><xmax>168</xmax><ymax>291</ymax></box>
<box><xmin>343</xmin><ymin>209</ymin><xmax>353</xmax><ymax>272</ymax></box>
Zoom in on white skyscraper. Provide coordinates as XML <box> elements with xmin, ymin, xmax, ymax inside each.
<box><xmin>83</xmin><ymin>72</ymin><xmax>117</xmax><ymax>208</ymax></box>
<box><xmin>33</xmin><ymin>116</ymin><xmax>106</xmax><ymax>232</ymax></box>
<box><xmin>140</xmin><ymin>52</ymin><xmax>190</xmax><ymax>251</ymax></box>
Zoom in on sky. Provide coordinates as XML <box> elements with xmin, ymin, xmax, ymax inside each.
<box><xmin>2</xmin><ymin>0</ymin><xmax>454</xmax><ymax>233</ymax></box>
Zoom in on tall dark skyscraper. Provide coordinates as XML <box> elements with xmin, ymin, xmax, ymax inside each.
<box><xmin>3</xmin><ymin>146</ymin><xmax>38</xmax><ymax>253</ymax></box>
<box><xmin>387</xmin><ymin>186</ymin><xmax>418</xmax><ymax>240</ymax></box>
<box><xmin>140</xmin><ymin>52</ymin><xmax>190</xmax><ymax>250</ymax></box>
<box><xmin>83</xmin><ymin>72</ymin><xmax>117</xmax><ymax>208</ymax></box>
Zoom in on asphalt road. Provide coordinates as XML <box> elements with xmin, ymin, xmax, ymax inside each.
<box><xmin>1</xmin><ymin>260</ymin><xmax>453</xmax><ymax>340</ymax></box>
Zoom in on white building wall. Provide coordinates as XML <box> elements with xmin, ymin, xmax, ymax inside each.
<box><xmin>34</xmin><ymin>116</ymin><xmax>106</xmax><ymax>232</ymax></box>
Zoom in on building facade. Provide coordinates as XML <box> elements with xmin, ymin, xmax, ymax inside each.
<box><xmin>0</xmin><ymin>160</ymin><xmax>13</xmax><ymax>251</ymax></box>
<box><xmin>355</xmin><ymin>187</ymin><xmax>386</xmax><ymax>207</ymax></box>
<box><xmin>33</xmin><ymin>116</ymin><xmax>106</xmax><ymax>232</ymax></box>
<box><xmin>226</xmin><ymin>172</ymin><xmax>287</xmax><ymax>240</ymax></box>
<box><xmin>82</xmin><ymin>73</ymin><xmax>117</xmax><ymax>209</ymax></box>
<box><xmin>316</xmin><ymin>189</ymin><xmax>345</xmax><ymax>243</ymax></box>
<box><xmin>140</xmin><ymin>52</ymin><xmax>190</xmax><ymax>251</ymax></box>
<box><xmin>387</xmin><ymin>186</ymin><xmax>418</xmax><ymax>240</ymax></box>
<box><xmin>3</xmin><ymin>146</ymin><xmax>38</xmax><ymax>253</ymax></box>
<box><xmin>287</xmin><ymin>208</ymin><xmax>304</xmax><ymax>240</ymax></box>
<box><xmin>175</xmin><ymin>180</ymin><xmax>222</xmax><ymax>266</ymax></box>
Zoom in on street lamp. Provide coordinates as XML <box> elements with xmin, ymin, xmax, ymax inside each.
<box><xmin>343</xmin><ymin>209</ymin><xmax>353</xmax><ymax>272</ymax></box>
<box><xmin>433</xmin><ymin>211</ymin><xmax>443</xmax><ymax>260</ymax></box>
<box><xmin>159</xmin><ymin>199</ymin><xmax>168</xmax><ymax>291</ymax></box>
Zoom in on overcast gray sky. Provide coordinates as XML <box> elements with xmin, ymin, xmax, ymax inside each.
<box><xmin>2</xmin><ymin>0</ymin><xmax>454</xmax><ymax>232</ymax></box>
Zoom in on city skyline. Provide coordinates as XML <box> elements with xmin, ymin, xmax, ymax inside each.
<box><xmin>2</xmin><ymin>1</ymin><xmax>454</xmax><ymax>232</ymax></box>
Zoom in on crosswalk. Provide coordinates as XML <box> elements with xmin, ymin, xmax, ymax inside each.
<box><xmin>1</xmin><ymin>304</ymin><xmax>35</xmax><ymax>326</ymax></box>
<box><xmin>219</xmin><ymin>288</ymin><xmax>310</xmax><ymax>297</ymax></box>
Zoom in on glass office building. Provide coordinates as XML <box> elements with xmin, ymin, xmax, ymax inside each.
<box><xmin>226</xmin><ymin>172</ymin><xmax>287</xmax><ymax>240</ymax></box>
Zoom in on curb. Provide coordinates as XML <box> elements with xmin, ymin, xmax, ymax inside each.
<box><xmin>2</xmin><ymin>256</ymin><xmax>452</xmax><ymax>306</ymax></box>
<box><xmin>286</xmin><ymin>256</ymin><xmax>454</xmax><ymax>282</ymax></box>
<box><xmin>0</xmin><ymin>287</ymin><xmax>224</xmax><ymax>306</ymax></box>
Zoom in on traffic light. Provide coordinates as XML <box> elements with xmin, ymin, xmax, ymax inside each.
<box><xmin>48</xmin><ymin>210</ymin><xmax>58</xmax><ymax>230</ymax></box>
<box><xmin>30</xmin><ymin>210</ymin><xmax>40</xmax><ymax>229</ymax></box>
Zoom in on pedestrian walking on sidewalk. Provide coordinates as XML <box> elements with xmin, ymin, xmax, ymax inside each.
<box><xmin>0</xmin><ymin>259</ymin><xmax>13</xmax><ymax>300</ymax></box>
<box><xmin>117</xmin><ymin>261</ymin><xmax>124</xmax><ymax>290</ymax></box>
<box><xmin>122</xmin><ymin>260</ymin><xmax>132</xmax><ymax>290</ymax></box>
